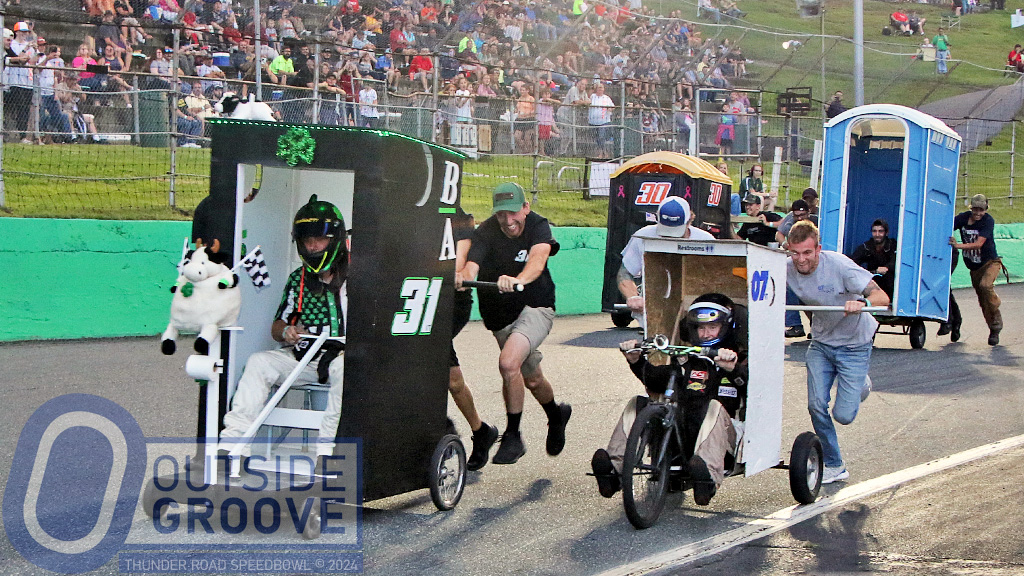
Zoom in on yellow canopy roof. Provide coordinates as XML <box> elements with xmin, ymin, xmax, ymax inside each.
<box><xmin>609</xmin><ymin>152</ymin><xmax>732</xmax><ymax>185</ymax></box>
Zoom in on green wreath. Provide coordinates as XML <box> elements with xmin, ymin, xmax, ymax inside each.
<box><xmin>277</xmin><ymin>127</ymin><xmax>316</xmax><ymax>166</ymax></box>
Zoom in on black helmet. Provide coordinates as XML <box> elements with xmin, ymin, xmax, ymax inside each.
<box><xmin>683</xmin><ymin>293</ymin><xmax>734</xmax><ymax>346</ymax></box>
<box><xmin>292</xmin><ymin>194</ymin><xmax>347</xmax><ymax>274</ymax></box>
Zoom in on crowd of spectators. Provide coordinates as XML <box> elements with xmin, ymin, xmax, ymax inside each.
<box><xmin>5</xmin><ymin>0</ymin><xmax>755</xmax><ymax>151</ymax></box>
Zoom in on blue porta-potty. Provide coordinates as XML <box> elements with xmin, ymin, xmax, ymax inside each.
<box><xmin>820</xmin><ymin>105</ymin><xmax>961</xmax><ymax>346</ymax></box>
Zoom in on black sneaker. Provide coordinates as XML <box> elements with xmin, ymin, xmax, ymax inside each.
<box><xmin>785</xmin><ymin>326</ymin><xmax>805</xmax><ymax>338</ymax></box>
<box><xmin>546</xmin><ymin>403</ymin><xmax>572</xmax><ymax>456</ymax></box>
<box><xmin>989</xmin><ymin>329</ymin><xmax>1000</xmax><ymax>346</ymax></box>
<box><xmin>688</xmin><ymin>455</ymin><xmax>717</xmax><ymax>506</ymax></box>
<box><xmin>591</xmin><ymin>448</ymin><xmax>620</xmax><ymax>498</ymax></box>
<box><xmin>492</xmin><ymin>431</ymin><xmax>526</xmax><ymax>465</ymax></box>
<box><xmin>951</xmin><ymin>324</ymin><xmax>961</xmax><ymax>342</ymax></box>
<box><xmin>467</xmin><ymin>424</ymin><xmax>499</xmax><ymax>471</ymax></box>
<box><xmin>936</xmin><ymin>323</ymin><xmax>951</xmax><ymax>336</ymax></box>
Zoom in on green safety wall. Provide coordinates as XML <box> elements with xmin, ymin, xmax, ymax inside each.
<box><xmin>0</xmin><ymin>219</ymin><xmax>609</xmax><ymax>342</ymax></box>
<box><xmin>2</xmin><ymin>219</ymin><xmax>1021</xmax><ymax>342</ymax></box>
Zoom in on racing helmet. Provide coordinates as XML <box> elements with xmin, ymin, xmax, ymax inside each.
<box><xmin>292</xmin><ymin>194</ymin><xmax>347</xmax><ymax>274</ymax></box>
<box><xmin>683</xmin><ymin>293</ymin><xmax>734</xmax><ymax>346</ymax></box>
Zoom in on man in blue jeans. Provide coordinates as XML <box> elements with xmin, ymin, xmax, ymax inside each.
<box><xmin>787</xmin><ymin>221</ymin><xmax>890</xmax><ymax>484</ymax></box>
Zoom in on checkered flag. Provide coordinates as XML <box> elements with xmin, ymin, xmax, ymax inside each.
<box><xmin>237</xmin><ymin>246</ymin><xmax>270</xmax><ymax>291</ymax></box>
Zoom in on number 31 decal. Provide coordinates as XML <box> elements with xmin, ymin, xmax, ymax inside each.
<box><xmin>392</xmin><ymin>277</ymin><xmax>443</xmax><ymax>335</ymax></box>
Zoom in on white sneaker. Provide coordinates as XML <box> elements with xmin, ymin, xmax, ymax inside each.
<box><xmin>822</xmin><ymin>465</ymin><xmax>849</xmax><ymax>484</ymax></box>
<box><xmin>861</xmin><ymin>375</ymin><xmax>872</xmax><ymax>402</ymax></box>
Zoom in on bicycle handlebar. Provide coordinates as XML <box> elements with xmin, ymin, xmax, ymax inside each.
<box><xmin>462</xmin><ymin>280</ymin><xmax>525</xmax><ymax>292</ymax></box>
<box><xmin>625</xmin><ymin>334</ymin><xmax>718</xmax><ymax>359</ymax></box>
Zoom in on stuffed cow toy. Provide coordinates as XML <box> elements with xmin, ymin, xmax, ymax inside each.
<box><xmin>161</xmin><ymin>239</ymin><xmax>241</xmax><ymax>356</ymax></box>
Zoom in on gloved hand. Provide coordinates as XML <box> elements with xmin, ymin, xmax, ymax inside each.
<box><xmin>317</xmin><ymin>340</ymin><xmax>345</xmax><ymax>384</ymax></box>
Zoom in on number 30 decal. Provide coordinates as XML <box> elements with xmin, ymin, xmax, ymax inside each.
<box><xmin>392</xmin><ymin>277</ymin><xmax>443</xmax><ymax>335</ymax></box>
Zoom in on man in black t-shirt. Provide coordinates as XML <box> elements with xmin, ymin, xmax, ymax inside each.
<box><xmin>736</xmin><ymin>193</ymin><xmax>781</xmax><ymax>246</ymax></box>
<box><xmin>457</xmin><ymin>183</ymin><xmax>571</xmax><ymax>466</ymax></box>
<box><xmin>950</xmin><ymin>194</ymin><xmax>1004</xmax><ymax>345</ymax></box>
<box><xmin>851</xmin><ymin>218</ymin><xmax>897</xmax><ymax>298</ymax></box>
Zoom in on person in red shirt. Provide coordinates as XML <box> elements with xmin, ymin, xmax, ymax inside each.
<box><xmin>1009</xmin><ymin>44</ymin><xmax>1023</xmax><ymax>72</ymax></box>
<box><xmin>615</xmin><ymin>3</ymin><xmax>632</xmax><ymax>26</ymax></box>
<box><xmin>409</xmin><ymin>47</ymin><xmax>434</xmax><ymax>91</ymax></box>
<box><xmin>389</xmin><ymin>21</ymin><xmax>410</xmax><ymax>64</ymax></box>
<box><xmin>421</xmin><ymin>0</ymin><xmax>438</xmax><ymax>24</ymax></box>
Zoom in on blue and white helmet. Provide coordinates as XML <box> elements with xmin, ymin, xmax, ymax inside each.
<box><xmin>684</xmin><ymin>293</ymin><xmax>734</xmax><ymax>346</ymax></box>
<box><xmin>655</xmin><ymin>196</ymin><xmax>691</xmax><ymax>237</ymax></box>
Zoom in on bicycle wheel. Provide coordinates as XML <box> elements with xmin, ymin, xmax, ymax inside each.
<box><xmin>622</xmin><ymin>404</ymin><xmax>672</xmax><ymax>530</ymax></box>
<box><xmin>429</xmin><ymin>434</ymin><xmax>466</xmax><ymax>511</ymax></box>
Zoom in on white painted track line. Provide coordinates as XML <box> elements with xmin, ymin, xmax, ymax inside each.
<box><xmin>597</xmin><ymin>434</ymin><xmax>1024</xmax><ymax>576</ymax></box>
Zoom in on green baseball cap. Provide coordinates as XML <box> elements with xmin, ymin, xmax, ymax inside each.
<box><xmin>492</xmin><ymin>182</ymin><xmax>526</xmax><ymax>214</ymax></box>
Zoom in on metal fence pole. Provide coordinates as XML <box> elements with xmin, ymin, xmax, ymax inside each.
<box><xmin>619</xmin><ymin>80</ymin><xmax>625</xmax><ymax>159</ymax></box>
<box><xmin>1011</xmin><ymin>121</ymin><xmax>1016</xmax><ymax>206</ymax></box>
<box><xmin>695</xmin><ymin>88</ymin><xmax>702</xmax><ymax>158</ymax></box>
<box><xmin>963</xmin><ymin>119</ymin><xmax>970</xmax><ymax>202</ymax></box>
<box><xmin>169</xmin><ymin>28</ymin><xmax>180</xmax><ymax>208</ymax></box>
<box><xmin>132</xmin><ymin>75</ymin><xmax>140</xmax><ymax>144</ymax></box>
<box><xmin>31</xmin><ymin>77</ymin><xmax>40</xmax><ymax>143</ymax></box>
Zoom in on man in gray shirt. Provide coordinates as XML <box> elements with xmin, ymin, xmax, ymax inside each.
<box><xmin>787</xmin><ymin>221</ymin><xmax>890</xmax><ymax>485</ymax></box>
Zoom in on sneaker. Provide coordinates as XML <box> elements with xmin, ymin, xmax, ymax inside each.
<box><xmin>951</xmin><ymin>324</ymin><xmax>961</xmax><ymax>342</ymax></box>
<box><xmin>467</xmin><ymin>424</ymin><xmax>499</xmax><ymax>471</ymax></box>
<box><xmin>492</xmin><ymin>431</ymin><xmax>526</xmax><ymax>465</ymax></box>
<box><xmin>785</xmin><ymin>326</ymin><xmax>805</xmax><ymax>338</ymax></box>
<box><xmin>861</xmin><ymin>375</ymin><xmax>872</xmax><ymax>403</ymax></box>
<box><xmin>989</xmin><ymin>329</ymin><xmax>1000</xmax><ymax>346</ymax></box>
<box><xmin>546</xmin><ymin>403</ymin><xmax>572</xmax><ymax>456</ymax></box>
<box><xmin>591</xmin><ymin>448</ymin><xmax>620</xmax><ymax>498</ymax></box>
<box><xmin>936</xmin><ymin>323</ymin><xmax>951</xmax><ymax>336</ymax></box>
<box><xmin>821</xmin><ymin>465</ymin><xmax>849</xmax><ymax>484</ymax></box>
<box><xmin>688</xmin><ymin>455</ymin><xmax>717</xmax><ymax>505</ymax></box>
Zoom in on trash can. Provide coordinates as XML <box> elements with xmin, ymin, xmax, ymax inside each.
<box><xmin>138</xmin><ymin>90</ymin><xmax>170</xmax><ymax>148</ymax></box>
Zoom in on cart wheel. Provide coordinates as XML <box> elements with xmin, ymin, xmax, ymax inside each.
<box><xmin>302</xmin><ymin>497</ymin><xmax>322</xmax><ymax>540</ymax></box>
<box><xmin>611</xmin><ymin>311</ymin><xmax>633</xmax><ymax>328</ymax></box>
<box><xmin>909</xmin><ymin>319</ymin><xmax>926</xmax><ymax>349</ymax></box>
<box><xmin>429</xmin><ymin>434</ymin><xmax>466</xmax><ymax>511</ymax></box>
<box><xmin>622</xmin><ymin>404</ymin><xmax>671</xmax><ymax>530</ymax></box>
<box><xmin>789</xmin><ymin>431</ymin><xmax>823</xmax><ymax>505</ymax></box>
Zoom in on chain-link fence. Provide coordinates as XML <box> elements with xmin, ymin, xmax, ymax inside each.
<box><xmin>1</xmin><ymin>0</ymin><xmax>1023</xmax><ymax>224</ymax></box>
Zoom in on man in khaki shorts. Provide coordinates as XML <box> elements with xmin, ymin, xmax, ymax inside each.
<box><xmin>456</xmin><ymin>182</ymin><xmax>571</xmax><ymax>465</ymax></box>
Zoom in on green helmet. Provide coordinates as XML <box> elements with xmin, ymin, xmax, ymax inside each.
<box><xmin>292</xmin><ymin>194</ymin><xmax>347</xmax><ymax>274</ymax></box>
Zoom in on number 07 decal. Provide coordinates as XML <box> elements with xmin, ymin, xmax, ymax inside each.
<box><xmin>392</xmin><ymin>277</ymin><xmax>444</xmax><ymax>335</ymax></box>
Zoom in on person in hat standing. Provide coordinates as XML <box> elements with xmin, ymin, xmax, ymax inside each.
<box><xmin>456</xmin><ymin>182</ymin><xmax>572</xmax><ymax>465</ymax></box>
<box><xmin>735</xmin><ymin>193</ymin><xmax>782</xmax><ymax>246</ymax></box>
<box><xmin>949</xmin><ymin>194</ymin><xmax>1004</xmax><ymax>345</ymax></box>
<box><xmin>4</xmin><ymin>22</ymin><xmax>39</xmax><ymax>144</ymax></box>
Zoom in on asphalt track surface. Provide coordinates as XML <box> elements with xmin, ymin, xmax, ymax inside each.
<box><xmin>1</xmin><ymin>284</ymin><xmax>1021</xmax><ymax>576</ymax></box>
